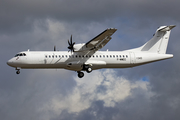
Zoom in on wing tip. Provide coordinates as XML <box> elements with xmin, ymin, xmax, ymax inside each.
<box><xmin>107</xmin><ymin>28</ymin><xmax>117</xmax><ymax>30</ymax></box>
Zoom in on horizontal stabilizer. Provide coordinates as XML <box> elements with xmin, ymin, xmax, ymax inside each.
<box><xmin>158</xmin><ymin>25</ymin><xmax>176</xmax><ymax>32</ymax></box>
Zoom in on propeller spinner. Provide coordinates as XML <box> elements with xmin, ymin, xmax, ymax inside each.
<box><xmin>68</xmin><ymin>35</ymin><xmax>75</xmax><ymax>52</ymax></box>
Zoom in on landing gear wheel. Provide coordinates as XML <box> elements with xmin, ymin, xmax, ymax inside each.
<box><xmin>16</xmin><ymin>70</ymin><xmax>20</xmax><ymax>74</ymax></box>
<box><xmin>86</xmin><ymin>67</ymin><xmax>92</xmax><ymax>73</ymax></box>
<box><xmin>78</xmin><ymin>72</ymin><xmax>84</xmax><ymax>78</ymax></box>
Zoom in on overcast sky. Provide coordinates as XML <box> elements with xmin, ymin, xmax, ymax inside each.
<box><xmin>1</xmin><ymin>0</ymin><xmax>180</xmax><ymax>120</ymax></box>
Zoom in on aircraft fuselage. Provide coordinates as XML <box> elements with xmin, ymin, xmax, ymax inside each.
<box><xmin>7</xmin><ymin>51</ymin><xmax>173</xmax><ymax>71</ymax></box>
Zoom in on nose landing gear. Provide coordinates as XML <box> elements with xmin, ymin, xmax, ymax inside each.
<box><xmin>16</xmin><ymin>68</ymin><xmax>20</xmax><ymax>74</ymax></box>
<box><xmin>16</xmin><ymin>70</ymin><xmax>20</xmax><ymax>74</ymax></box>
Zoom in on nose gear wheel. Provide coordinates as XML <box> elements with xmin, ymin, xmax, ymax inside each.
<box><xmin>16</xmin><ymin>70</ymin><xmax>20</xmax><ymax>74</ymax></box>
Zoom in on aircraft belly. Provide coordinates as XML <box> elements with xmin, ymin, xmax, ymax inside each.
<box><xmin>20</xmin><ymin>63</ymin><xmax>66</xmax><ymax>69</ymax></box>
<box><xmin>89</xmin><ymin>59</ymin><xmax>132</xmax><ymax>70</ymax></box>
<box><xmin>91</xmin><ymin>64</ymin><xmax>132</xmax><ymax>70</ymax></box>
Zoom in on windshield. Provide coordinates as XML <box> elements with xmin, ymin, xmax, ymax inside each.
<box><xmin>14</xmin><ymin>53</ymin><xmax>26</xmax><ymax>57</ymax></box>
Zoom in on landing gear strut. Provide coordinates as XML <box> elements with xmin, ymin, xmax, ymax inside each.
<box><xmin>77</xmin><ymin>71</ymin><xmax>84</xmax><ymax>78</ymax></box>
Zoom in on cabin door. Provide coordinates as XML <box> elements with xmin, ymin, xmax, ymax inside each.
<box><xmin>130</xmin><ymin>52</ymin><xmax>136</xmax><ymax>64</ymax></box>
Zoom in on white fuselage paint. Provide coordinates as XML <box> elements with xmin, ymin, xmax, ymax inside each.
<box><xmin>7</xmin><ymin>51</ymin><xmax>173</xmax><ymax>71</ymax></box>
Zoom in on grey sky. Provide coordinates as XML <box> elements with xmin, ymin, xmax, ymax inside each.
<box><xmin>1</xmin><ymin>0</ymin><xmax>180</xmax><ymax>120</ymax></box>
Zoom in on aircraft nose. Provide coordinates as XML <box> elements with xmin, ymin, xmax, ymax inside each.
<box><xmin>7</xmin><ymin>59</ymin><xmax>13</xmax><ymax>66</ymax></box>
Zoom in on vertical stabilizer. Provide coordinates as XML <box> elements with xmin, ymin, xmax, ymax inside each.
<box><xmin>140</xmin><ymin>25</ymin><xmax>175</xmax><ymax>54</ymax></box>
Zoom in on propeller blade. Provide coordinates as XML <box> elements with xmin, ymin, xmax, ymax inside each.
<box><xmin>70</xmin><ymin>35</ymin><xmax>72</xmax><ymax>44</ymax></box>
<box><xmin>54</xmin><ymin>46</ymin><xmax>56</xmax><ymax>51</ymax></box>
<box><xmin>68</xmin><ymin>39</ymin><xmax>70</xmax><ymax>45</ymax></box>
<box><xmin>67</xmin><ymin>35</ymin><xmax>75</xmax><ymax>53</ymax></box>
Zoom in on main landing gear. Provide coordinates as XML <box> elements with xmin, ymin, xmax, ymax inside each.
<box><xmin>77</xmin><ymin>65</ymin><xmax>92</xmax><ymax>78</ymax></box>
<box><xmin>86</xmin><ymin>67</ymin><xmax>92</xmax><ymax>73</ymax></box>
<box><xmin>77</xmin><ymin>71</ymin><xmax>84</xmax><ymax>78</ymax></box>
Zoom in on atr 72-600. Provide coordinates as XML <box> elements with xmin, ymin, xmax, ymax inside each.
<box><xmin>7</xmin><ymin>25</ymin><xmax>175</xmax><ymax>78</ymax></box>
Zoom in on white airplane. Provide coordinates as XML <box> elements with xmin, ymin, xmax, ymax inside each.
<box><xmin>7</xmin><ymin>25</ymin><xmax>175</xmax><ymax>78</ymax></box>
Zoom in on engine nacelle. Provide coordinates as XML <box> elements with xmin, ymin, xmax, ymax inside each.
<box><xmin>73</xmin><ymin>43</ymin><xmax>86</xmax><ymax>52</ymax></box>
<box><xmin>73</xmin><ymin>43</ymin><xmax>90</xmax><ymax>52</ymax></box>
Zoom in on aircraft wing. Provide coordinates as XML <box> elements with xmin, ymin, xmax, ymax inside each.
<box><xmin>85</xmin><ymin>28</ymin><xmax>117</xmax><ymax>51</ymax></box>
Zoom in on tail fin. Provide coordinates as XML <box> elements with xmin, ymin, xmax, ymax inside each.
<box><xmin>140</xmin><ymin>25</ymin><xmax>175</xmax><ymax>54</ymax></box>
<box><xmin>129</xmin><ymin>25</ymin><xmax>176</xmax><ymax>54</ymax></box>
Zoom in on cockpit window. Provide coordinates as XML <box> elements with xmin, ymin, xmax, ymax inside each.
<box><xmin>14</xmin><ymin>53</ymin><xmax>26</xmax><ymax>57</ymax></box>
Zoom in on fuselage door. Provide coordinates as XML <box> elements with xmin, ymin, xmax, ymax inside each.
<box><xmin>130</xmin><ymin>52</ymin><xmax>136</xmax><ymax>64</ymax></box>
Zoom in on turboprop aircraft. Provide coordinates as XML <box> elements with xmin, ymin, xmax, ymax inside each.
<box><xmin>7</xmin><ymin>25</ymin><xmax>175</xmax><ymax>78</ymax></box>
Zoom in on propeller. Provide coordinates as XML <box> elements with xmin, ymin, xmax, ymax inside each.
<box><xmin>68</xmin><ymin>35</ymin><xmax>75</xmax><ymax>53</ymax></box>
<box><xmin>54</xmin><ymin>46</ymin><xmax>56</xmax><ymax>51</ymax></box>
